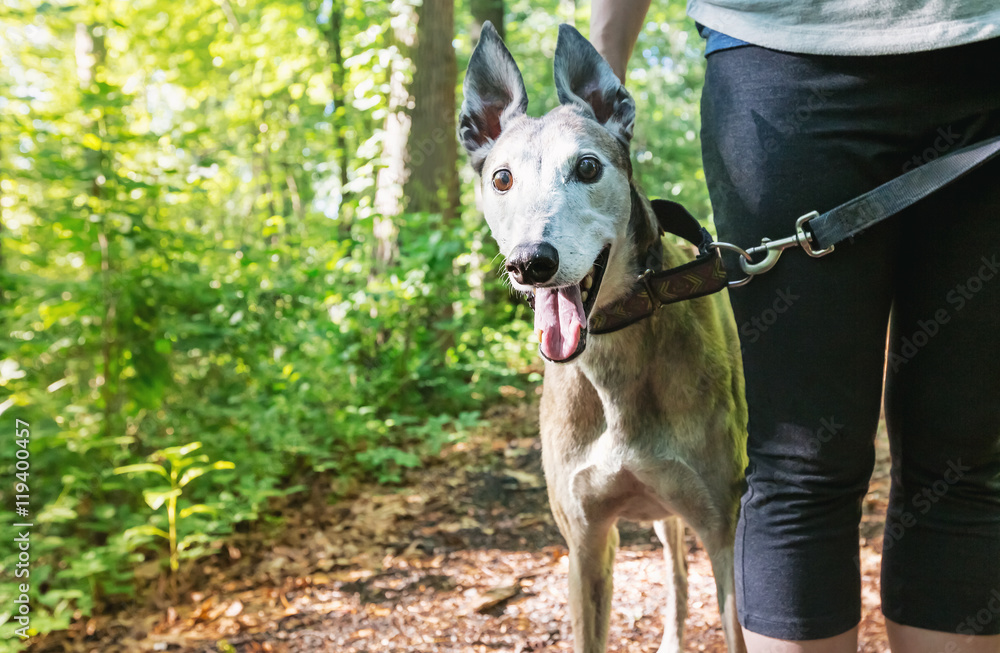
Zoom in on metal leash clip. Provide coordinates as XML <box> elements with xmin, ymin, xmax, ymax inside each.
<box><xmin>710</xmin><ymin>211</ymin><xmax>835</xmax><ymax>286</ymax></box>
<box><xmin>707</xmin><ymin>241</ymin><xmax>754</xmax><ymax>287</ymax></box>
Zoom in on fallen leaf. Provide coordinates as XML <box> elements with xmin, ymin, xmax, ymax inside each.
<box><xmin>474</xmin><ymin>584</ymin><xmax>521</xmax><ymax>613</ymax></box>
<box><xmin>503</xmin><ymin>469</ymin><xmax>544</xmax><ymax>488</ymax></box>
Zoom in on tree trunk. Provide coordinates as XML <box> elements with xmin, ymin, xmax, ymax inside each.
<box><xmin>402</xmin><ymin>0</ymin><xmax>459</xmax><ymax>218</ymax></box>
<box><xmin>325</xmin><ymin>0</ymin><xmax>351</xmax><ymax>235</ymax></box>
<box><xmin>77</xmin><ymin>21</ymin><xmax>120</xmax><ymax>442</ymax></box>
<box><xmin>467</xmin><ymin>0</ymin><xmax>504</xmax><ymax>301</ymax></box>
<box><xmin>560</xmin><ymin>0</ymin><xmax>577</xmax><ymax>22</ymax></box>
<box><xmin>373</xmin><ymin>0</ymin><xmax>459</xmax><ymax>270</ymax></box>
<box><xmin>470</xmin><ymin>0</ymin><xmax>504</xmax><ymax>44</ymax></box>
<box><xmin>255</xmin><ymin>95</ymin><xmax>281</xmax><ymax>247</ymax></box>
<box><xmin>371</xmin><ymin>0</ymin><xmax>415</xmax><ymax>270</ymax></box>
<box><xmin>0</xmin><ymin>120</ymin><xmax>5</xmax><ymax>306</ymax></box>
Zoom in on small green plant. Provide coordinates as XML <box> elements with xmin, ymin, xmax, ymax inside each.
<box><xmin>115</xmin><ymin>442</ymin><xmax>235</xmax><ymax>573</ymax></box>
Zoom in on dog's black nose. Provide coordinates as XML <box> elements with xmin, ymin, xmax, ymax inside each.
<box><xmin>506</xmin><ymin>242</ymin><xmax>559</xmax><ymax>285</ymax></box>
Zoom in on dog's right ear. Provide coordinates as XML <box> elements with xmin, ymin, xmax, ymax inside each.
<box><xmin>458</xmin><ymin>21</ymin><xmax>528</xmax><ymax>174</ymax></box>
<box><xmin>553</xmin><ymin>24</ymin><xmax>635</xmax><ymax>148</ymax></box>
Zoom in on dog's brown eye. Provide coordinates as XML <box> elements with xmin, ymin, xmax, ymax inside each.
<box><xmin>577</xmin><ymin>156</ymin><xmax>601</xmax><ymax>182</ymax></box>
<box><xmin>493</xmin><ymin>169</ymin><xmax>513</xmax><ymax>192</ymax></box>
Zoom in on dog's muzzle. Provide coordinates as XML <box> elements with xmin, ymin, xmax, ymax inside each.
<box><xmin>506</xmin><ymin>242</ymin><xmax>558</xmax><ymax>285</ymax></box>
<box><xmin>528</xmin><ymin>245</ymin><xmax>610</xmax><ymax>364</ymax></box>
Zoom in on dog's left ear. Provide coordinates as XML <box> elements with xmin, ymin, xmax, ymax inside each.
<box><xmin>458</xmin><ymin>21</ymin><xmax>528</xmax><ymax>174</ymax></box>
<box><xmin>553</xmin><ymin>24</ymin><xmax>635</xmax><ymax>148</ymax></box>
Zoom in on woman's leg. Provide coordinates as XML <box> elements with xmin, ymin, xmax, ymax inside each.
<box><xmin>701</xmin><ymin>44</ymin><xmax>900</xmax><ymax>642</ymax></box>
<box><xmin>702</xmin><ymin>36</ymin><xmax>1000</xmax><ymax>647</ymax></box>
<box><xmin>882</xmin><ymin>124</ymin><xmax>1000</xmax><ymax>642</ymax></box>
<box><xmin>886</xmin><ymin>622</ymin><xmax>1000</xmax><ymax>653</ymax></box>
<box><xmin>743</xmin><ymin>627</ymin><xmax>858</xmax><ymax>653</ymax></box>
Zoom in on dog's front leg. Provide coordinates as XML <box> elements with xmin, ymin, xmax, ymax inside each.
<box><xmin>636</xmin><ymin>461</ymin><xmax>746</xmax><ymax>653</ymax></box>
<box><xmin>653</xmin><ymin>517</ymin><xmax>688</xmax><ymax>653</ymax></box>
<box><xmin>705</xmin><ymin>540</ymin><xmax>746</xmax><ymax>653</ymax></box>
<box><xmin>566</xmin><ymin>520</ymin><xmax>618</xmax><ymax>653</ymax></box>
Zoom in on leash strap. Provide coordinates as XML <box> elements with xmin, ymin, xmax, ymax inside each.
<box><xmin>807</xmin><ymin>134</ymin><xmax>1000</xmax><ymax>249</ymax></box>
<box><xmin>589</xmin><ymin>200</ymin><xmax>727</xmax><ymax>334</ymax></box>
<box><xmin>726</xmin><ymin>133</ymin><xmax>1000</xmax><ymax>282</ymax></box>
<box><xmin>575</xmin><ymin>135</ymin><xmax>1000</xmax><ymax>336</ymax></box>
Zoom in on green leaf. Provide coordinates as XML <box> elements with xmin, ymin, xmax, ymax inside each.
<box><xmin>180</xmin><ymin>459</ymin><xmax>235</xmax><ymax>486</ymax></box>
<box><xmin>178</xmin><ymin>467</ymin><xmax>205</xmax><ymax>487</ymax></box>
<box><xmin>123</xmin><ymin>524</ymin><xmax>170</xmax><ymax>541</ymax></box>
<box><xmin>143</xmin><ymin>488</ymin><xmax>182</xmax><ymax>511</ymax></box>
<box><xmin>157</xmin><ymin>442</ymin><xmax>202</xmax><ymax>462</ymax></box>
<box><xmin>174</xmin><ymin>442</ymin><xmax>203</xmax><ymax>456</ymax></box>
<box><xmin>114</xmin><ymin>463</ymin><xmax>169</xmax><ymax>478</ymax></box>
<box><xmin>179</xmin><ymin>504</ymin><xmax>216</xmax><ymax>518</ymax></box>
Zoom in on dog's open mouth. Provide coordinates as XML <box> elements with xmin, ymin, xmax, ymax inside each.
<box><xmin>530</xmin><ymin>245</ymin><xmax>610</xmax><ymax>363</ymax></box>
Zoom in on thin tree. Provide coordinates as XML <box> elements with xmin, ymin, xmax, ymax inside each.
<box><xmin>76</xmin><ymin>20</ymin><xmax>122</xmax><ymax>445</ymax></box>
<box><xmin>325</xmin><ymin>0</ymin><xmax>351</xmax><ymax>234</ymax></box>
<box><xmin>373</xmin><ymin>0</ymin><xmax>459</xmax><ymax>269</ymax></box>
<box><xmin>470</xmin><ymin>0</ymin><xmax>504</xmax><ymax>44</ymax></box>
<box><xmin>467</xmin><ymin>0</ymin><xmax>504</xmax><ymax>301</ymax></box>
<box><xmin>402</xmin><ymin>0</ymin><xmax>459</xmax><ymax>218</ymax></box>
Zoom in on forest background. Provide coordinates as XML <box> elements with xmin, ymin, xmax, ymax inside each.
<box><xmin>0</xmin><ymin>0</ymin><xmax>709</xmax><ymax>645</ymax></box>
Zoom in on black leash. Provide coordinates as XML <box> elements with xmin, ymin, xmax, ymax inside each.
<box><xmin>810</xmin><ymin>134</ymin><xmax>1000</xmax><ymax>248</ymax></box>
<box><xmin>718</xmin><ymin>133</ymin><xmax>1000</xmax><ymax>285</ymax></box>
<box><xmin>586</xmin><ymin>134</ymin><xmax>1000</xmax><ymax>336</ymax></box>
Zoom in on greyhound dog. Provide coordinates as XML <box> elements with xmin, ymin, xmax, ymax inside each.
<box><xmin>459</xmin><ymin>22</ymin><xmax>748</xmax><ymax>653</ymax></box>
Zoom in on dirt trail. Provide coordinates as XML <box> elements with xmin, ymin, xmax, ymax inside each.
<box><xmin>32</xmin><ymin>402</ymin><xmax>893</xmax><ymax>652</ymax></box>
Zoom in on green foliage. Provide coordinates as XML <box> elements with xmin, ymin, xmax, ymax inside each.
<box><xmin>0</xmin><ymin>0</ymin><xmax>709</xmax><ymax>642</ymax></box>
<box><xmin>115</xmin><ymin>441</ymin><xmax>235</xmax><ymax>573</ymax></box>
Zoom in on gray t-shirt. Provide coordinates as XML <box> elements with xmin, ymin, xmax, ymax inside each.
<box><xmin>687</xmin><ymin>0</ymin><xmax>1000</xmax><ymax>55</ymax></box>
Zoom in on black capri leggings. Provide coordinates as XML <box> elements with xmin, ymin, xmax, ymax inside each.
<box><xmin>700</xmin><ymin>38</ymin><xmax>1000</xmax><ymax>639</ymax></box>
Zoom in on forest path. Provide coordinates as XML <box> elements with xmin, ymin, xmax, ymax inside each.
<box><xmin>35</xmin><ymin>401</ymin><xmax>892</xmax><ymax>653</ymax></box>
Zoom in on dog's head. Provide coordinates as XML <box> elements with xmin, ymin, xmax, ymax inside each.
<box><xmin>459</xmin><ymin>23</ymin><xmax>641</xmax><ymax>363</ymax></box>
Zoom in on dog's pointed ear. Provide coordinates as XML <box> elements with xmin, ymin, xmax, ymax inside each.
<box><xmin>553</xmin><ymin>24</ymin><xmax>635</xmax><ymax>147</ymax></box>
<box><xmin>458</xmin><ymin>21</ymin><xmax>528</xmax><ymax>174</ymax></box>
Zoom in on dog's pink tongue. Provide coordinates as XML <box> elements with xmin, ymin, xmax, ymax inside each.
<box><xmin>534</xmin><ymin>286</ymin><xmax>586</xmax><ymax>361</ymax></box>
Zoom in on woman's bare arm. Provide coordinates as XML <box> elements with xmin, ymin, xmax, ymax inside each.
<box><xmin>590</xmin><ymin>0</ymin><xmax>653</xmax><ymax>81</ymax></box>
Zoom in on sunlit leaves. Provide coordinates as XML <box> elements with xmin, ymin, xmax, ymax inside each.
<box><xmin>0</xmin><ymin>0</ymin><xmax>708</xmax><ymax>641</ymax></box>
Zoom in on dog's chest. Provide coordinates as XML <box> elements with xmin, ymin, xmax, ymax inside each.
<box><xmin>565</xmin><ymin>432</ymin><xmax>686</xmax><ymax>523</ymax></box>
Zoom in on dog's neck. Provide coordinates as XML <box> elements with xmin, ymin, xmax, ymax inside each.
<box><xmin>573</xmin><ymin>185</ymin><xmax>686</xmax><ymax>411</ymax></box>
<box><xmin>578</xmin><ymin>183</ymin><xmax>661</xmax><ymax>327</ymax></box>
<box><xmin>578</xmin><ymin>301</ymin><xmax>706</xmax><ymax>439</ymax></box>
<box><xmin>626</xmin><ymin>184</ymin><xmax>663</xmax><ymax>274</ymax></box>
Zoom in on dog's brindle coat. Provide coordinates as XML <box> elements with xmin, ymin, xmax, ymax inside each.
<box><xmin>459</xmin><ymin>23</ymin><xmax>748</xmax><ymax>653</ymax></box>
